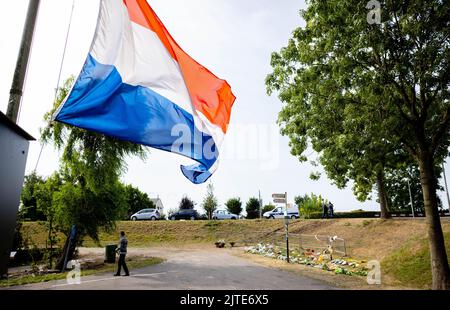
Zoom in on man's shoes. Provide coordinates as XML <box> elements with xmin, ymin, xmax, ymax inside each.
<box><xmin>114</xmin><ymin>274</ymin><xmax>120</xmax><ymax>276</ymax></box>
<box><xmin>123</xmin><ymin>274</ymin><xmax>130</xmax><ymax>277</ymax></box>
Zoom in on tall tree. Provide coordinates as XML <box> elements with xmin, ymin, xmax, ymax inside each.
<box><xmin>202</xmin><ymin>183</ymin><xmax>218</xmax><ymax>220</ymax></box>
<box><xmin>34</xmin><ymin>172</ymin><xmax>63</xmax><ymax>268</ymax></box>
<box><xmin>225</xmin><ymin>198</ymin><xmax>243</xmax><ymax>216</ymax></box>
<box><xmin>246</xmin><ymin>198</ymin><xmax>261</xmax><ymax>219</ymax></box>
<box><xmin>41</xmin><ymin>77</ymin><xmax>147</xmax><ymax>269</ymax></box>
<box><xmin>267</xmin><ymin>0</ymin><xmax>450</xmax><ymax>289</ymax></box>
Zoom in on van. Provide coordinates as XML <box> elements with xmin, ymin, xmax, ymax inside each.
<box><xmin>263</xmin><ymin>204</ymin><xmax>299</xmax><ymax>219</ymax></box>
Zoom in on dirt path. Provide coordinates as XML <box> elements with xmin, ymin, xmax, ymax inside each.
<box><xmin>6</xmin><ymin>245</ymin><xmax>336</xmax><ymax>290</ymax></box>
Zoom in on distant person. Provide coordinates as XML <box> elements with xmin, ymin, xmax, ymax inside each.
<box><xmin>322</xmin><ymin>202</ymin><xmax>328</xmax><ymax>219</ymax></box>
<box><xmin>328</xmin><ymin>202</ymin><xmax>334</xmax><ymax>218</ymax></box>
<box><xmin>115</xmin><ymin>231</ymin><xmax>129</xmax><ymax>276</ymax></box>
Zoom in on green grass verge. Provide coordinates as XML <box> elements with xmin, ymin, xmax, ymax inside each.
<box><xmin>382</xmin><ymin>231</ymin><xmax>450</xmax><ymax>289</ymax></box>
<box><xmin>0</xmin><ymin>257</ymin><xmax>164</xmax><ymax>288</ymax></box>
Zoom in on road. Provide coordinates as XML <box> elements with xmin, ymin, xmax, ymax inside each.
<box><xmin>6</xmin><ymin>247</ymin><xmax>336</xmax><ymax>290</ymax></box>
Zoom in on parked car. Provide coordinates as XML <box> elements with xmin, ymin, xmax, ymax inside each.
<box><xmin>169</xmin><ymin>209</ymin><xmax>199</xmax><ymax>220</ymax></box>
<box><xmin>212</xmin><ymin>210</ymin><xmax>239</xmax><ymax>220</ymax></box>
<box><xmin>130</xmin><ymin>208</ymin><xmax>161</xmax><ymax>221</ymax></box>
<box><xmin>263</xmin><ymin>205</ymin><xmax>299</xmax><ymax>219</ymax></box>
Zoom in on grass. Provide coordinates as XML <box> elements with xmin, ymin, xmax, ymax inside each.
<box><xmin>0</xmin><ymin>257</ymin><xmax>163</xmax><ymax>288</ymax></box>
<box><xmin>382</xmin><ymin>231</ymin><xmax>450</xmax><ymax>289</ymax></box>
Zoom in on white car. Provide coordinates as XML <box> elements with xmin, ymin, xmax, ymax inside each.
<box><xmin>130</xmin><ymin>208</ymin><xmax>161</xmax><ymax>221</ymax></box>
<box><xmin>212</xmin><ymin>210</ymin><xmax>239</xmax><ymax>220</ymax></box>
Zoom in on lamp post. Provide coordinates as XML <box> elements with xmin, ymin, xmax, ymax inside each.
<box><xmin>442</xmin><ymin>163</ymin><xmax>450</xmax><ymax>211</ymax></box>
<box><xmin>407</xmin><ymin>179</ymin><xmax>415</xmax><ymax>218</ymax></box>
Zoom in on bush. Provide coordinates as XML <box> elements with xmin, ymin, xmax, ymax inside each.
<box><xmin>246</xmin><ymin>198</ymin><xmax>260</xmax><ymax>219</ymax></box>
<box><xmin>225</xmin><ymin>198</ymin><xmax>243</xmax><ymax>216</ymax></box>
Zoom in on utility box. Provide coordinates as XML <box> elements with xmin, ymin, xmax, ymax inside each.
<box><xmin>0</xmin><ymin>111</ymin><xmax>34</xmax><ymax>278</ymax></box>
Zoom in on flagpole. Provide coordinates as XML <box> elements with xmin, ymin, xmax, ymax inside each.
<box><xmin>6</xmin><ymin>0</ymin><xmax>41</xmax><ymax>123</ymax></box>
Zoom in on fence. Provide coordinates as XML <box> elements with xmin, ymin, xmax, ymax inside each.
<box><xmin>267</xmin><ymin>232</ymin><xmax>347</xmax><ymax>257</ymax></box>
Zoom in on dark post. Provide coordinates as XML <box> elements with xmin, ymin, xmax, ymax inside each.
<box><xmin>285</xmin><ymin>192</ymin><xmax>289</xmax><ymax>263</ymax></box>
<box><xmin>6</xmin><ymin>0</ymin><xmax>41</xmax><ymax>123</ymax></box>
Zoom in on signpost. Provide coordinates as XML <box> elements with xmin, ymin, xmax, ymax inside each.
<box><xmin>272</xmin><ymin>192</ymin><xmax>289</xmax><ymax>263</ymax></box>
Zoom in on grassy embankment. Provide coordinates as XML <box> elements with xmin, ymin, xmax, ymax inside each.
<box><xmin>20</xmin><ymin>218</ymin><xmax>450</xmax><ymax>289</ymax></box>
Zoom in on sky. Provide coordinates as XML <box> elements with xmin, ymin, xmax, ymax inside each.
<box><xmin>1</xmin><ymin>0</ymin><xmax>449</xmax><ymax>214</ymax></box>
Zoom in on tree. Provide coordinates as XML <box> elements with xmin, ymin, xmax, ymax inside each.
<box><xmin>41</xmin><ymin>77</ymin><xmax>147</xmax><ymax>270</ymax></box>
<box><xmin>262</xmin><ymin>204</ymin><xmax>276</xmax><ymax>214</ymax></box>
<box><xmin>295</xmin><ymin>194</ymin><xmax>323</xmax><ymax>219</ymax></box>
<box><xmin>123</xmin><ymin>184</ymin><xmax>155</xmax><ymax>219</ymax></box>
<box><xmin>34</xmin><ymin>172</ymin><xmax>63</xmax><ymax>268</ymax></box>
<box><xmin>385</xmin><ymin>164</ymin><xmax>443</xmax><ymax>213</ymax></box>
<box><xmin>266</xmin><ymin>0</ymin><xmax>450</xmax><ymax>289</ymax></box>
<box><xmin>179</xmin><ymin>196</ymin><xmax>195</xmax><ymax>210</ymax></box>
<box><xmin>202</xmin><ymin>183</ymin><xmax>218</xmax><ymax>220</ymax></box>
<box><xmin>246</xmin><ymin>198</ymin><xmax>260</xmax><ymax>219</ymax></box>
<box><xmin>21</xmin><ymin>172</ymin><xmax>46</xmax><ymax>221</ymax></box>
<box><xmin>225</xmin><ymin>198</ymin><xmax>242</xmax><ymax>215</ymax></box>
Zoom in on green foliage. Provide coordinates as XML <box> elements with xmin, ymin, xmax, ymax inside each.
<box><xmin>266</xmin><ymin>0</ymin><xmax>450</xmax><ymax>207</ymax></box>
<box><xmin>384</xmin><ymin>164</ymin><xmax>443</xmax><ymax>213</ymax></box>
<box><xmin>20</xmin><ymin>172</ymin><xmax>46</xmax><ymax>221</ymax></box>
<box><xmin>34</xmin><ymin>173</ymin><xmax>63</xmax><ymax>267</ymax></box>
<box><xmin>225</xmin><ymin>198</ymin><xmax>243</xmax><ymax>215</ymax></box>
<box><xmin>202</xmin><ymin>183</ymin><xmax>218</xmax><ymax>219</ymax></box>
<box><xmin>179</xmin><ymin>195</ymin><xmax>195</xmax><ymax>210</ymax></box>
<box><xmin>306</xmin><ymin>211</ymin><xmax>380</xmax><ymax>219</ymax></box>
<box><xmin>52</xmin><ymin>181</ymin><xmax>127</xmax><ymax>242</ymax></box>
<box><xmin>122</xmin><ymin>184</ymin><xmax>155</xmax><ymax>219</ymax></box>
<box><xmin>39</xmin><ymin>77</ymin><xmax>147</xmax><ymax>243</ymax></box>
<box><xmin>246</xmin><ymin>197</ymin><xmax>261</xmax><ymax>219</ymax></box>
<box><xmin>295</xmin><ymin>194</ymin><xmax>324</xmax><ymax>219</ymax></box>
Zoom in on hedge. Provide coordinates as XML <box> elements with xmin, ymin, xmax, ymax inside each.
<box><xmin>304</xmin><ymin>210</ymin><xmax>450</xmax><ymax>219</ymax></box>
<box><xmin>305</xmin><ymin>211</ymin><xmax>380</xmax><ymax>219</ymax></box>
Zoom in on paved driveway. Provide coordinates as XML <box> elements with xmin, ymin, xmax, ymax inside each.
<box><xmin>6</xmin><ymin>247</ymin><xmax>336</xmax><ymax>290</ymax></box>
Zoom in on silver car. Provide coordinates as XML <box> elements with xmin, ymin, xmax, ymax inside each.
<box><xmin>130</xmin><ymin>208</ymin><xmax>160</xmax><ymax>221</ymax></box>
<box><xmin>212</xmin><ymin>210</ymin><xmax>239</xmax><ymax>220</ymax></box>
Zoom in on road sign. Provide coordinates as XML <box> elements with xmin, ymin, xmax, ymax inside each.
<box><xmin>272</xmin><ymin>193</ymin><xmax>286</xmax><ymax>199</ymax></box>
<box><xmin>273</xmin><ymin>198</ymin><xmax>287</xmax><ymax>204</ymax></box>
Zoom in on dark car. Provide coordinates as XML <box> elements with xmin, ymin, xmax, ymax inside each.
<box><xmin>169</xmin><ymin>209</ymin><xmax>199</xmax><ymax>221</ymax></box>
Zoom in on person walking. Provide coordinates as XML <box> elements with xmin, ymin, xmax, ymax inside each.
<box><xmin>114</xmin><ymin>231</ymin><xmax>129</xmax><ymax>276</ymax></box>
<box><xmin>322</xmin><ymin>202</ymin><xmax>329</xmax><ymax>219</ymax></box>
<box><xmin>328</xmin><ymin>201</ymin><xmax>334</xmax><ymax>218</ymax></box>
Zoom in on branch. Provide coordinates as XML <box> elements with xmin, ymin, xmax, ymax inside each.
<box><xmin>431</xmin><ymin>106</ymin><xmax>450</xmax><ymax>154</ymax></box>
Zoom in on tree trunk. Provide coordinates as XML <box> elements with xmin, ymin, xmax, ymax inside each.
<box><xmin>376</xmin><ymin>170</ymin><xmax>390</xmax><ymax>219</ymax></box>
<box><xmin>418</xmin><ymin>151</ymin><xmax>450</xmax><ymax>290</ymax></box>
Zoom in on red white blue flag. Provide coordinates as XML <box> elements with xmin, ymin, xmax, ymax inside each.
<box><xmin>54</xmin><ymin>0</ymin><xmax>236</xmax><ymax>184</ymax></box>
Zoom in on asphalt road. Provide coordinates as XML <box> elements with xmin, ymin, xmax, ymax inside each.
<box><xmin>7</xmin><ymin>247</ymin><xmax>336</xmax><ymax>290</ymax></box>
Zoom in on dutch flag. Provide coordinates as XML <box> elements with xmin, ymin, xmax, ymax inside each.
<box><xmin>54</xmin><ymin>0</ymin><xmax>236</xmax><ymax>184</ymax></box>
